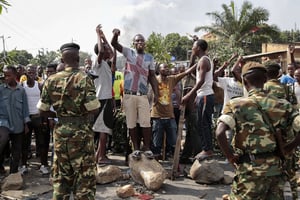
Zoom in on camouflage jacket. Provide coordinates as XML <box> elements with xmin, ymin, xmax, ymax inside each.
<box><xmin>37</xmin><ymin>67</ymin><xmax>100</xmax><ymax>140</ymax></box>
<box><xmin>264</xmin><ymin>79</ymin><xmax>287</xmax><ymax>99</ymax></box>
<box><xmin>221</xmin><ymin>88</ymin><xmax>300</xmax><ymax>176</ymax></box>
<box><xmin>264</xmin><ymin>79</ymin><xmax>296</xmax><ymax>142</ymax></box>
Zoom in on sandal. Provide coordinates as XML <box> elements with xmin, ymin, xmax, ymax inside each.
<box><xmin>143</xmin><ymin>150</ymin><xmax>154</xmax><ymax>159</ymax></box>
<box><xmin>193</xmin><ymin>152</ymin><xmax>214</xmax><ymax>162</ymax></box>
<box><xmin>131</xmin><ymin>150</ymin><xmax>142</xmax><ymax>160</ymax></box>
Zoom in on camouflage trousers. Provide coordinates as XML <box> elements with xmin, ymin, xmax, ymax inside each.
<box><xmin>52</xmin><ymin>138</ymin><xmax>96</xmax><ymax>200</ymax></box>
<box><xmin>229</xmin><ymin>173</ymin><xmax>285</xmax><ymax>200</ymax></box>
<box><xmin>285</xmin><ymin>155</ymin><xmax>298</xmax><ymax>200</ymax></box>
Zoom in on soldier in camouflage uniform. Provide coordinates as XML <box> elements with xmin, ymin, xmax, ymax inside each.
<box><xmin>264</xmin><ymin>62</ymin><xmax>287</xmax><ymax>99</ymax></box>
<box><xmin>37</xmin><ymin>43</ymin><xmax>100</xmax><ymax>200</ymax></box>
<box><xmin>264</xmin><ymin>61</ymin><xmax>298</xmax><ymax>200</ymax></box>
<box><xmin>216</xmin><ymin>62</ymin><xmax>300</xmax><ymax>200</ymax></box>
<box><xmin>265</xmin><ymin>60</ymin><xmax>298</xmax><ymax>107</ymax></box>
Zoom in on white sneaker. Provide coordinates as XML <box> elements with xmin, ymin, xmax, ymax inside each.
<box><xmin>39</xmin><ymin>165</ymin><xmax>49</xmax><ymax>175</ymax></box>
<box><xmin>19</xmin><ymin>165</ymin><xmax>28</xmax><ymax>175</ymax></box>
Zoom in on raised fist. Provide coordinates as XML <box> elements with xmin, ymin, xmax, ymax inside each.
<box><xmin>112</xmin><ymin>28</ymin><xmax>121</xmax><ymax>36</ymax></box>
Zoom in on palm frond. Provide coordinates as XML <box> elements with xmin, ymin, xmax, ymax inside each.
<box><xmin>0</xmin><ymin>0</ymin><xmax>11</xmax><ymax>14</ymax></box>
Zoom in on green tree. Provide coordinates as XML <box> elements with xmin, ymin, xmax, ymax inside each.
<box><xmin>276</xmin><ymin>30</ymin><xmax>300</xmax><ymax>43</ymax></box>
<box><xmin>208</xmin><ymin>40</ymin><xmax>244</xmax><ymax>65</ymax></box>
<box><xmin>0</xmin><ymin>0</ymin><xmax>10</xmax><ymax>14</ymax></box>
<box><xmin>30</xmin><ymin>49</ymin><xmax>60</xmax><ymax>67</ymax></box>
<box><xmin>5</xmin><ymin>50</ymin><xmax>33</xmax><ymax>66</ymax></box>
<box><xmin>145</xmin><ymin>32</ymin><xmax>171</xmax><ymax>66</ymax></box>
<box><xmin>145</xmin><ymin>32</ymin><xmax>194</xmax><ymax>68</ymax></box>
<box><xmin>195</xmin><ymin>1</ymin><xmax>280</xmax><ymax>54</ymax></box>
<box><xmin>30</xmin><ymin>50</ymin><xmax>91</xmax><ymax>68</ymax></box>
<box><xmin>164</xmin><ymin>33</ymin><xmax>193</xmax><ymax>61</ymax></box>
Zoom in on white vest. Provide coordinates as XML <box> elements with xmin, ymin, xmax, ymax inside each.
<box><xmin>23</xmin><ymin>81</ymin><xmax>40</xmax><ymax>115</ymax></box>
<box><xmin>196</xmin><ymin>56</ymin><xmax>214</xmax><ymax>96</ymax></box>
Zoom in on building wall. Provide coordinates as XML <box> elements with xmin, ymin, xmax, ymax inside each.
<box><xmin>262</xmin><ymin>43</ymin><xmax>300</xmax><ymax>72</ymax></box>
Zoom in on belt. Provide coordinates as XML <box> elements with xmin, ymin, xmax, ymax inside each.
<box><xmin>124</xmin><ymin>90</ymin><xmax>147</xmax><ymax>96</ymax></box>
<box><xmin>237</xmin><ymin>152</ymin><xmax>276</xmax><ymax>164</ymax></box>
<box><xmin>30</xmin><ymin>114</ymin><xmax>40</xmax><ymax>118</ymax></box>
<box><xmin>58</xmin><ymin>116</ymin><xmax>89</xmax><ymax>123</ymax></box>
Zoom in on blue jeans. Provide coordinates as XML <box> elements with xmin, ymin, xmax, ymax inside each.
<box><xmin>151</xmin><ymin>118</ymin><xmax>177</xmax><ymax>155</ymax></box>
<box><xmin>196</xmin><ymin>94</ymin><xmax>214</xmax><ymax>152</ymax></box>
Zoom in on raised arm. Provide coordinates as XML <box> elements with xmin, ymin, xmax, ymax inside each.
<box><xmin>175</xmin><ymin>63</ymin><xmax>197</xmax><ymax>81</ymax></box>
<box><xmin>96</xmin><ymin>24</ymin><xmax>105</xmax><ymax>64</ymax></box>
<box><xmin>289</xmin><ymin>44</ymin><xmax>296</xmax><ymax>66</ymax></box>
<box><xmin>101</xmin><ymin>28</ymin><xmax>114</xmax><ymax>59</ymax></box>
<box><xmin>231</xmin><ymin>56</ymin><xmax>243</xmax><ymax>83</ymax></box>
<box><xmin>110</xmin><ymin>48</ymin><xmax>117</xmax><ymax>74</ymax></box>
<box><xmin>213</xmin><ymin>52</ymin><xmax>238</xmax><ymax>81</ymax></box>
<box><xmin>111</xmin><ymin>28</ymin><xmax>123</xmax><ymax>53</ymax></box>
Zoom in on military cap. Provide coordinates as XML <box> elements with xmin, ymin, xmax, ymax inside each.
<box><xmin>60</xmin><ymin>43</ymin><xmax>80</xmax><ymax>52</ymax></box>
<box><xmin>242</xmin><ymin>61</ymin><xmax>266</xmax><ymax>77</ymax></box>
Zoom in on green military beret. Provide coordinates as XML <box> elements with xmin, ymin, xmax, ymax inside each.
<box><xmin>242</xmin><ymin>61</ymin><xmax>266</xmax><ymax>77</ymax></box>
<box><xmin>60</xmin><ymin>43</ymin><xmax>80</xmax><ymax>52</ymax></box>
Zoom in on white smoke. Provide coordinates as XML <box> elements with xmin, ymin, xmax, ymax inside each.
<box><xmin>118</xmin><ymin>0</ymin><xmax>216</xmax><ymax>45</ymax></box>
<box><xmin>117</xmin><ymin>0</ymin><xmax>297</xmax><ymax>47</ymax></box>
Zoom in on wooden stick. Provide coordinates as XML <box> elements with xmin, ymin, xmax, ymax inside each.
<box><xmin>171</xmin><ymin>105</ymin><xmax>186</xmax><ymax>180</ymax></box>
<box><xmin>162</xmin><ymin>132</ymin><xmax>166</xmax><ymax>161</ymax></box>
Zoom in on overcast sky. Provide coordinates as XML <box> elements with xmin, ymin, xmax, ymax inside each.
<box><xmin>0</xmin><ymin>0</ymin><xmax>298</xmax><ymax>56</ymax></box>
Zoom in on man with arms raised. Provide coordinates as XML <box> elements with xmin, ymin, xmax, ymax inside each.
<box><xmin>111</xmin><ymin>29</ymin><xmax>158</xmax><ymax>160</ymax></box>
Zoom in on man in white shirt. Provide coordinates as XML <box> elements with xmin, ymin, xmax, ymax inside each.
<box><xmin>182</xmin><ymin>39</ymin><xmax>215</xmax><ymax>160</ymax></box>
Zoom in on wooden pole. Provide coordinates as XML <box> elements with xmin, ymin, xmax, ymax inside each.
<box><xmin>171</xmin><ymin>105</ymin><xmax>185</xmax><ymax>180</ymax></box>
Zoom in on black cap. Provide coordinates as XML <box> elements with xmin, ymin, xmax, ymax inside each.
<box><xmin>60</xmin><ymin>43</ymin><xmax>80</xmax><ymax>52</ymax></box>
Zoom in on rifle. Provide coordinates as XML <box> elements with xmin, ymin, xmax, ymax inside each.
<box><xmin>285</xmin><ymin>83</ymin><xmax>297</xmax><ymax>105</ymax></box>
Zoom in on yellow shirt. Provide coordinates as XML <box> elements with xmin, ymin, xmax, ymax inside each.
<box><xmin>113</xmin><ymin>71</ymin><xmax>124</xmax><ymax>100</ymax></box>
<box><xmin>19</xmin><ymin>75</ymin><xmax>43</xmax><ymax>83</ymax></box>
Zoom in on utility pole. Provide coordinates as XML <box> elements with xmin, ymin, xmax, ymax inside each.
<box><xmin>0</xmin><ymin>35</ymin><xmax>6</xmax><ymax>58</ymax></box>
<box><xmin>0</xmin><ymin>35</ymin><xmax>11</xmax><ymax>58</ymax></box>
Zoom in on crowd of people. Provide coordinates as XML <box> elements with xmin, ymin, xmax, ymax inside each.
<box><xmin>1</xmin><ymin>24</ymin><xmax>300</xmax><ymax>199</ymax></box>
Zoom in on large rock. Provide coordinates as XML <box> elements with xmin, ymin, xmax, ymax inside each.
<box><xmin>1</xmin><ymin>172</ymin><xmax>23</xmax><ymax>191</ymax></box>
<box><xmin>189</xmin><ymin>159</ymin><xmax>224</xmax><ymax>184</ymax></box>
<box><xmin>116</xmin><ymin>184</ymin><xmax>135</xmax><ymax>198</ymax></box>
<box><xmin>1</xmin><ymin>190</ymin><xmax>24</xmax><ymax>199</ymax></box>
<box><xmin>96</xmin><ymin>165</ymin><xmax>123</xmax><ymax>184</ymax></box>
<box><xmin>222</xmin><ymin>174</ymin><xmax>233</xmax><ymax>185</ymax></box>
<box><xmin>129</xmin><ymin>153</ymin><xmax>167</xmax><ymax>191</ymax></box>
